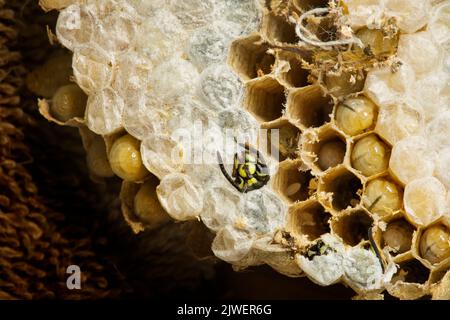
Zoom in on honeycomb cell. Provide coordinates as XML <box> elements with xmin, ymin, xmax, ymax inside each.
<box><xmin>109</xmin><ymin>134</ymin><xmax>149</xmax><ymax>182</ymax></box>
<box><xmin>382</xmin><ymin>218</ymin><xmax>415</xmax><ymax>255</ymax></box>
<box><xmin>51</xmin><ymin>84</ymin><xmax>87</xmax><ymax>122</ymax></box>
<box><xmin>288</xmin><ymin>200</ymin><xmax>331</xmax><ymax>241</ymax></box>
<box><xmin>276</xmin><ymin>51</ymin><xmax>310</xmax><ymax>89</ymax></box>
<box><xmin>86</xmin><ymin>134</ymin><xmax>114</xmax><ymax>178</ymax></box>
<box><xmin>261</xmin><ymin>119</ymin><xmax>301</xmax><ymax>161</ymax></box>
<box><xmin>404</xmin><ymin>177</ymin><xmax>446</xmax><ymax>227</ymax></box>
<box><xmin>286</xmin><ymin>85</ymin><xmax>333</xmax><ymax>130</ymax></box>
<box><xmin>188</xmin><ymin>24</ymin><xmax>232</xmax><ymax>70</ymax></box>
<box><xmin>355</xmin><ymin>27</ymin><xmax>398</xmax><ymax>57</ymax></box>
<box><xmin>419</xmin><ymin>224</ymin><xmax>450</xmax><ymax>265</ymax></box>
<box><xmin>228</xmin><ymin>34</ymin><xmax>275</xmax><ymax>80</ymax></box>
<box><xmin>375</xmin><ymin>102</ymin><xmax>424</xmax><ymax>146</ymax></box>
<box><xmin>324</xmin><ymin>70</ymin><xmax>365</xmax><ymax>98</ymax></box>
<box><xmin>392</xmin><ymin>259</ymin><xmax>430</xmax><ymax>285</ymax></box>
<box><xmin>244</xmin><ymin>76</ymin><xmax>286</xmax><ymax>123</ymax></box>
<box><xmin>389</xmin><ymin>135</ymin><xmax>436</xmax><ymax>185</ymax></box>
<box><xmin>134</xmin><ymin>176</ymin><xmax>171</xmax><ymax>228</ymax></box>
<box><xmin>318</xmin><ymin>167</ymin><xmax>363</xmax><ymax>212</ymax></box>
<box><xmin>351</xmin><ymin>134</ymin><xmax>390</xmax><ymax>177</ymax></box>
<box><xmin>335</xmin><ymin>96</ymin><xmax>377</xmax><ymax>136</ymax></box>
<box><xmin>302</xmin><ymin>127</ymin><xmax>347</xmax><ymax>173</ymax></box>
<box><xmin>262</xmin><ymin>12</ymin><xmax>298</xmax><ymax>45</ymax></box>
<box><xmin>332</xmin><ymin>209</ymin><xmax>374</xmax><ymax>246</ymax></box>
<box><xmin>272</xmin><ymin>159</ymin><xmax>315</xmax><ymax>203</ymax></box>
<box><xmin>293</xmin><ymin>0</ymin><xmax>329</xmax><ymax>11</ymax></box>
<box><xmin>362</xmin><ymin>177</ymin><xmax>402</xmax><ymax>218</ymax></box>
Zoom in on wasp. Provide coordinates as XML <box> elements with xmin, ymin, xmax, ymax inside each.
<box><xmin>217</xmin><ymin>142</ymin><xmax>270</xmax><ymax>193</ymax></box>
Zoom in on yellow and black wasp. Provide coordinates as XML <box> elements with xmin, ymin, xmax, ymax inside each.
<box><xmin>217</xmin><ymin>142</ymin><xmax>270</xmax><ymax>193</ymax></box>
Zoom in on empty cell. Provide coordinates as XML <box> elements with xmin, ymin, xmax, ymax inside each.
<box><xmin>277</xmin><ymin>51</ymin><xmax>310</xmax><ymax>88</ymax></box>
<box><xmin>272</xmin><ymin>159</ymin><xmax>314</xmax><ymax>203</ymax></box>
<box><xmin>392</xmin><ymin>259</ymin><xmax>430</xmax><ymax>284</ymax></box>
<box><xmin>287</xmin><ymin>85</ymin><xmax>333</xmax><ymax>129</ymax></box>
<box><xmin>332</xmin><ymin>210</ymin><xmax>374</xmax><ymax>246</ymax></box>
<box><xmin>319</xmin><ymin>168</ymin><xmax>363</xmax><ymax>211</ymax></box>
<box><xmin>293</xmin><ymin>0</ymin><xmax>329</xmax><ymax>11</ymax></box>
<box><xmin>288</xmin><ymin>201</ymin><xmax>331</xmax><ymax>241</ymax></box>
<box><xmin>244</xmin><ymin>77</ymin><xmax>286</xmax><ymax>123</ymax></box>
<box><xmin>228</xmin><ymin>35</ymin><xmax>275</xmax><ymax>80</ymax></box>
<box><xmin>262</xmin><ymin>12</ymin><xmax>298</xmax><ymax>45</ymax></box>
<box><xmin>382</xmin><ymin>218</ymin><xmax>415</xmax><ymax>255</ymax></box>
<box><xmin>262</xmin><ymin>119</ymin><xmax>301</xmax><ymax>161</ymax></box>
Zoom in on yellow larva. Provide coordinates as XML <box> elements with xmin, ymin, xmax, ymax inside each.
<box><xmin>335</xmin><ymin>97</ymin><xmax>377</xmax><ymax>136</ymax></box>
<box><xmin>51</xmin><ymin>84</ymin><xmax>87</xmax><ymax>122</ymax></box>
<box><xmin>363</xmin><ymin>178</ymin><xmax>402</xmax><ymax>217</ymax></box>
<box><xmin>351</xmin><ymin>135</ymin><xmax>389</xmax><ymax>176</ymax></box>
<box><xmin>420</xmin><ymin>225</ymin><xmax>450</xmax><ymax>265</ymax></box>
<box><xmin>109</xmin><ymin>134</ymin><xmax>149</xmax><ymax>182</ymax></box>
<box><xmin>134</xmin><ymin>179</ymin><xmax>171</xmax><ymax>227</ymax></box>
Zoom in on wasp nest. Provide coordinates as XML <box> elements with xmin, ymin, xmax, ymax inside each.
<box><xmin>37</xmin><ymin>0</ymin><xmax>449</xmax><ymax>299</ymax></box>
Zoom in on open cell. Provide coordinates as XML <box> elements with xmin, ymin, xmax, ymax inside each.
<box><xmin>302</xmin><ymin>127</ymin><xmax>347</xmax><ymax>173</ymax></box>
<box><xmin>319</xmin><ymin>167</ymin><xmax>363</xmax><ymax>211</ymax></box>
<box><xmin>277</xmin><ymin>51</ymin><xmax>310</xmax><ymax>89</ymax></box>
<box><xmin>332</xmin><ymin>210</ymin><xmax>373</xmax><ymax>246</ymax></box>
<box><xmin>382</xmin><ymin>218</ymin><xmax>415</xmax><ymax>255</ymax></box>
<box><xmin>393</xmin><ymin>259</ymin><xmax>430</xmax><ymax>284</ymax></box>
<box><xmin>287</xmin><ymin>85</ymin><xmax>333</xmax><ymax>130</ymax></box>
<box><xmin>272</xmin><ymin>159</ymin><xmax>315</xmax><ymax>203</ymax></box>
<box><xmin>262</xmin><ymin>12</ymin><xmax>299</xmax><ymax>45</ymax></box>
<box><xmin>244</xmin><ymin>77</ymin><xmax>286</xmax><ymax>123</ymax></box>
<box><xmin>262</xmin><ymin>119</ymin><xmax>301</xmax><ymax>161</ymax></box>
<box><xmin>288</xmin><ymin>200</ymin><xmax>331</xmax><ymax>241</ymax></box>
<box><xmin>228</xmin><ymin>34</ymin><xmax>275</xmax><ymax>81</ymax></box>
<box><xmin>293</xmin><ymin>0</ymin><xmax>329</xmax><ymax>11</ymax></box>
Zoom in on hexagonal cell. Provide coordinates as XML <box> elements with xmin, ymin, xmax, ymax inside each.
<box><xmin>244</xmin><ymin>76</ymin><xmax>286</xmax><ymax>123</ymax></box>
<box><xmin>362</xmin><ymin>176</ymin><xmax>403</xmax><ymax>218</ymax></box>
<box><xmin>262</xmin><ymin>12</ymin><xmax>298</xmax><ymax>45</ymax></box>
<box><xmin>403</xmin><ymin>177</ymin><xmax>446</xmax><ymax>227</ymax></box>
<box><xmin>324</xmin><ymin>70</ymin><xmax>366</xmax><ymax>99</ymax></box>
<box><xmin>286</xmin><ymin>85</ymin><xmax>334</xmax><ymax>130</ymax></box>
<box><xmin>318</xmin><ymin>166</ymin><xmax>363</xmax><ymax>212</ymax></box>
<box><xmin>392</xmin><ymin>259</ymin><xmax>430</xmax><ymax>285</ymax></box>
<box><xmin>334</xmin><ymin>96</ymin><xmax>378</xmax><ymax>137</ymax></box>
<box><xmin>382</xmin><ymin>218</ymin><xmax>415</xmax><ymax>256</ymax></box>
<box><xmin>276</xmin><ymin>51</ymin><xmax>310</xmax><ymax>89</ymax></box>
<box><xmin>272</xmin><ymin>159</ymin><xmax>315</xmax><ymax>204</ymax></box>
<box><xmin>417</xmin><ymin>222</ymin><xmax>450</xmax><ymax>267</ymax></box>
<box><xmin>332</xmin><ymin>209</ymin><xmax>374</xmax><ymax>246</ymax></box>
<box><xmin>288</xmin><ymin>199</ymin><xmax>331</xmax><ymax>242</ymax></box>
<box><xmin>228</xmin><ymin>34</ymin><xmax>276</xmax><ymax>81</ymax></box>
<box><xmin>350</xmin><ymin>133</ymin><xmax>391</xmax><ymax>177</ymax></box>
<box><xmin>301</xmin><ymin>126</ymin><xmax>347</xmax><ymax>173</ymax></box>
<box><xmin>293</xmin><ymin>0</ymin><xmax>329</xmax><ymax>11</ymax></box>
<box><xmin>261</xmin><ymin>118</ymin><xmax>301</xmax><ymax>161</ymax></box>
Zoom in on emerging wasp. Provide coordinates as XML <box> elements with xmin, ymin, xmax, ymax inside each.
<box><xmin>217</xmin><ymin>142</ymin><xmax>270</xmax><ymax>193</ymax></box>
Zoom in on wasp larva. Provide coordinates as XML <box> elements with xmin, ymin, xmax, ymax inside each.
<box><xmin>109</xmin><ymin>134</ymin><xmax>149</xmax><ymax>182</ymax></box>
